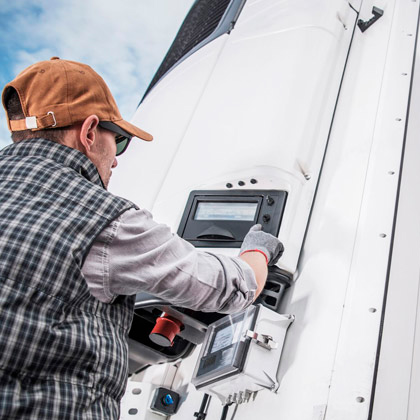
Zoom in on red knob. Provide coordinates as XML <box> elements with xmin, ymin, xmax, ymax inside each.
<box><xmin>149</xmin><ymin>315</ymin><xmax>183</xmax><ymax>347</ymax></box>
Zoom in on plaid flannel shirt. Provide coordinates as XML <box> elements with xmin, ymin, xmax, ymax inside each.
<box><xmin>0</xmin><ymin>139</ymin><xmax>135</xmax><ymax>419</ymax></box>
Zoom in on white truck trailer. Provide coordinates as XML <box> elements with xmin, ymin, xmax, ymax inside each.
<box><xmin>112</xmin><ymin>1</ymin><xmax>420</xmax><ymax>418</ymax></box>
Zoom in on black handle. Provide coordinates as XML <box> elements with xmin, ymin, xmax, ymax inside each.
<box><xmin>358</xmin><ymin>6</ymin><xmax>384</xmax><ymax>33</ymax></box>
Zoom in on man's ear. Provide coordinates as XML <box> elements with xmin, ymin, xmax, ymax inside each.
<box><xmin>79</xmin><ymin>115</ymin><xmax>100</xmax><ymax>153</ymax></box>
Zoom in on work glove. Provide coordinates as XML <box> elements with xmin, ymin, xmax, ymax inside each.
<box><xmin>240</xmin><ymin>224</ymin><xmax>284</xmax><ymax>266</ymax></box>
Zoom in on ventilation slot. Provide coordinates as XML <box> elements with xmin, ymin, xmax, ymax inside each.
<box><xmin>255</xmin><ymin>267</ymin><xmax>292</xmax><ymax>312</ymax></box>
<box><xmin>142</xmin><ymin>0</ymin><xmax>237</xmax><ymax>100</ymax></box>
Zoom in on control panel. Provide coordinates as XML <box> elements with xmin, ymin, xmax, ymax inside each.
<box><xmin>177</xmin><ymin>190</ymin><xmax>287</xmax><ymax>248</ymax></box>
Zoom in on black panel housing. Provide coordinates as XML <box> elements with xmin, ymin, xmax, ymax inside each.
<box><xmin>177</xmin><ymin>190</ymin><xmax>287</xmax><ymax>248</ymax></box>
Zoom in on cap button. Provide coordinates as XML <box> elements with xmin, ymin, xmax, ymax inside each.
<box><xmin>50</xmin><ymin>57</ymin><xmax>60</xmax><ymax>60</ymax></box>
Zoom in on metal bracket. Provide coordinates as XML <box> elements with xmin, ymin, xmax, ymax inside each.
<box><xmin>357</xmin><ymin>6</ymin><xmax>384</xmax><ymax>33</ymax></box>
<box><xmin>245</xmin><ymin>330</ymin><xmax>278</xmax><ymax>350</ymax></box>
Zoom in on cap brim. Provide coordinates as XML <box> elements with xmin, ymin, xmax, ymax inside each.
<box><xmin>113</xmin><ymin>119</ymin><xmax>153</xmax><ymax>141</ymax></box>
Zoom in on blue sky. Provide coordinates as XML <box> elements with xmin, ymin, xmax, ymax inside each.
<box><xmin>0</xmin><ymin>0</ymin><xmax>194</xmax><ymax>148</ymax></box>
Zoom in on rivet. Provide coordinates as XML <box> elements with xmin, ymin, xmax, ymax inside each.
<box><xmin>388</xmin><ymin>171</ymin><xmax>395</xmax><ymax>175</ymax></box>
<box><xmin>128</xmin><ymin>408</ymin><xmax>138</xmax><ymax>415</ymax></box>
<box><xmin>250</xmin><ymin>179</ymin><xmax>258</xmax><ymax>184</ymax></box>
<box><xmin>402</xmin><ymin>73</ymin><xmax>408</xmax><ymax>76</ymax></box>
<box><xmin>369</xmin><ymin>308</ymin><xmax>377</xmax><ymax>313</ymax></box>
<box><xmin>356</xmin><ymin>397</ymin><xmax>365</xmax><ymax>403</ymax></box>
<box><xmin>226</xmin><ymin>183</ymin><xmax>233</xmax><ymax>189</ymax></box>
<box><xmin>238</xmin><ymin>181</ymin><xmax>245</xmax><ymax>186</ymax></box>
<box><xmin>396</xmin><ymin>118</ymin><xmax>402</xmax><ymax>121</ymax></box>
<box><xmin>379</xmin><ymin>233</ymin><xmax>387</xmax><ymax>238</ymax></box>
<box><xmin>132</xmin><ymin>388</ymin><xmax>142</xmax><ymax>395</ymax></box>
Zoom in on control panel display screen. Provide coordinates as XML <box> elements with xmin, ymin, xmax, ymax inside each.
<box><xmin>194</xmin><ymin>202</ymin><xmax>258</xmax><ymax>221</ymax></box>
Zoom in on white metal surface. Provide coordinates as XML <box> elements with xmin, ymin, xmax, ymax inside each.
<box><xmin>112</xmin><ymin>0</ymin><xmax>357</xmax><ymax>274</ymax></box>
<box><xmin>324</xmin><ymin>1</ymin><xmax>419</xmax><ymax>418</ymax></box>
<box><xmin>371</xmin><ymin>11</ymin><xmax>420</xmax><ymax>420</ymax></box>
<box><xmin>116</xmin><ymin>0</ymin><xmax>420</xmax><ymax>419</ymax></box>
<box><xmin>120</xmin><ymin>382</ymin><xmax>157</xmax><ymax>420</ymax></box>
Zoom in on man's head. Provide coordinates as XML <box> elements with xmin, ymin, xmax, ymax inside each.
<box><xmin>2</xmin><ymin>57</ymin><xmax>153</xmax><ymax>188</ymax></box>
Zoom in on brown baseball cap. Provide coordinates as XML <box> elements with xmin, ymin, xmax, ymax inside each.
<box><xmin>2</xmin><ymin>57</ymin><xmax>153</xmax><ymax>142</ymax></box>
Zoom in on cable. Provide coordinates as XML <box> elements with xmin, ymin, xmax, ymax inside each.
<box><xmin>220</xmin><ymin>404</ymin><xmax>230</xmax><ymax>420</ymax></box>
<box><xmin>230</xmin><ymin>404</ymin><xmax>239</xmax><ymax>420</ymax></box>
<box><xmin>194</xmin><ymin>393</ymin><xmax>212</xmax><ymax>420</ymax></box>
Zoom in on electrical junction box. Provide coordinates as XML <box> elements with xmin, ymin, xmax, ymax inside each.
<box><xmin>191</xmin><ymin>304</ymin><xmax>294</xmax><ymax>405</ymax></box>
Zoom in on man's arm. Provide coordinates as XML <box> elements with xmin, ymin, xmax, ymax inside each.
<box><xmin>82</xmin><ymin>208</ymin><xmax>283</xmax><ymax>313</ymax></box>
<box><xmin>239</xmin><ymin>251</ymin><xmax>268</xmax><ymax>299</ymax></box>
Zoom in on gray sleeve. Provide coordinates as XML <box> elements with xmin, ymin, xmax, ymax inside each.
<box><xmin>82</xmin><ymin>208</ymin><xmax>257</xmax><ymax>313</ymax></box>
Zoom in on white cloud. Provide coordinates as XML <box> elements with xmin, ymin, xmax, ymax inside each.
<box><xmin>0</xmin><ymin>0</ymin><xmax>194</xmax><ymax>148</ymax></box>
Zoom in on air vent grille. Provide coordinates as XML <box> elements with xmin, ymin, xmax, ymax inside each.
<box><xmin>142</xmin><ymin>0</ymin><xmax>232</xmax><ymax>99</ymax></box>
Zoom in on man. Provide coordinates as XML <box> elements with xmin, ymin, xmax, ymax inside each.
<box><xmin>0</xmin><ymin>58</ymin><xmax>283</xmax><ymax>419</ymax></box>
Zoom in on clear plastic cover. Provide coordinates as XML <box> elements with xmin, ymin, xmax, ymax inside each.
<box><xmin>192</xmin><ymin>305</ymin><xmax>257</xmax><ymax>387</ymax></box>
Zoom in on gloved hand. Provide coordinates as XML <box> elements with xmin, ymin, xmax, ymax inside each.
<box><xmin>240</xmin><ymin>224</ymin><xmax>284</xmax><ymax>266</ymax></box>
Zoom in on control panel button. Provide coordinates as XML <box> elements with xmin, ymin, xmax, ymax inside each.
<box><xmin>263</xmin><ymin>214</ymin><xmax>271</xmax><ymax>223</ymax></box>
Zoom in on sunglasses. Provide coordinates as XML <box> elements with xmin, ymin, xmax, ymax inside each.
<box><xmin>98</xmin><ymin>121</ymin><xmax>132</xmax><ymax>156</ymax></box>
<box><xmin>115</xmin><ymin>135</ymin><xmax>132</xmax><ymax>156</ymax></box>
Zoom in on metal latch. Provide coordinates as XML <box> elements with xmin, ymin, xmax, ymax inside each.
<box><xmin>245</xmin><ymin>330</ymin><xmax>278</xmax><ymax>350</ymax></box>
